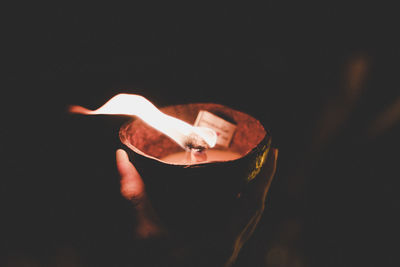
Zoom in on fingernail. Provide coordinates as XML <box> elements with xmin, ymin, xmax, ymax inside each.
<box><xmin>116</xmin><ymin>149</ymin><xmax>128</xmax><ymax>163</ymax></box>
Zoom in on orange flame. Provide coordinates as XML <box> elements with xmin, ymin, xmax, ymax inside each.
<box><xmin>69</xmin><ymin>94</ymin><xmax>217</xmax><ymax>150</ymax></box>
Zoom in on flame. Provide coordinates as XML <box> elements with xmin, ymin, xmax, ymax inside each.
<box><xmin>69</xmin><ymin>94</ymin><xmax>217</xmax><ymax>150</ymax></box>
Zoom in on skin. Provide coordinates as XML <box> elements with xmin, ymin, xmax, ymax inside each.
<box><xmin>116</xmin><ymin>148</ymin><xmax>278</xmax><ymax>266</ymax></box>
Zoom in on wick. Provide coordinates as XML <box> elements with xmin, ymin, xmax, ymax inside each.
<box><xmin>190</xmin><ymin>149</ymin><xmax>208</xmax><ymax>163</ymax></box>
<box><xmin>184</xmin><ymin>132</ymin><xmax>210</xmax><ymax>151</ymax></box>
<box><xmin>183</xmin><ymin>133</ymin><xmax>210</xmax><ymax>163</ymax></box>
<box><xmin>185</xmin><ymin>148</ymin><xmax>208</xmax><ymax>163</ymax></box>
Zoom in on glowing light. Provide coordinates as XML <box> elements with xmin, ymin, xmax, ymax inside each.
<box><xmin>69</xmin><ymin>94</ymin><xmax>217</xmax><ymax>150</ymax></box>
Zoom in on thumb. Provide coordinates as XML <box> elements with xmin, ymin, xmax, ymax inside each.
<box><xmin>116</xmin><ymin>149</ymin><xmax>145</xmax><ymax>201</ymax></box>
<box><xmin>116</xmin><ymin>149</ymin><xmax>166</xmax><ymax>239</ymax></box>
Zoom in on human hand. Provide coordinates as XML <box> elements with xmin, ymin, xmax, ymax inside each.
<box><xmin>116</xmin><ymin>148</ymin><xmax>278</xmax><ymax>266</ymax></box>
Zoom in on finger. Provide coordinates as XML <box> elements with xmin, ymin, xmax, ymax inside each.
<box><xmin>227</xmin><ymin>148</ymin><xmax>278</xmax><ymax>259</ymax></box>
<box><xmin>244</xmin><ymin>148</ymin><xmax>278</xmax><ymax>204</ymax></box>
<box><xmin>116</xmin><ymin>149</ymin><xmax>167</xmax><ymax>238</ymax></box>
<box><xmin>116</xmin><ymin>149</ymin><xmax>145</xmax><ymax>201</ymax></box>
<box><xmin>234</xmin><ymin>148</ymin><xmax>278</xmax><ymax>219</ymax></box>
<box><xmin>241</xmin><ymin>148</ymin><xmax>278</xmax><ymax>214</ymax></box>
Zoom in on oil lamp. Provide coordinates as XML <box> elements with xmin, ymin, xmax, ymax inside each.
<box><xmin>70</xmin><ymin>94</ymin><xmax>272</xmax><ymax>238</ymax></box>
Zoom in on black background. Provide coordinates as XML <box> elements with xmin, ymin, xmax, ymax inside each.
<box><xmin>2</xmin><ymin>3</ymin><xmax>399</xmax><ymax>266</ymax></box>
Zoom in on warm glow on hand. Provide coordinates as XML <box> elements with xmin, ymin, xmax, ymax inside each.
<box><xmin>116</xmin><ymin>149</ymin><xmax>165</xmax><ymax>239</ymax></box>
<box><xmin>116</xmin><ymin>149</ymin><xmax>145</xmax><ymax>200</ymax></box>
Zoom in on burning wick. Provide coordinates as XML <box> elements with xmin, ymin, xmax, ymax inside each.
<box><xmin>183</xmin><ymin>133</ymin><xmax>209</xmax><ymax>162</ymax></box>
<box><xmin>69</xmin><ymin>94</ymin><xmax>217</xmax><ymax>162</ymax></box>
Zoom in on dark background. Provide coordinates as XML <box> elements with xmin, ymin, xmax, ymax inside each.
<box><xmin>2</xmin><ymin>3</ymin><xmax>399</xmax><ymax>266</ymax></box>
